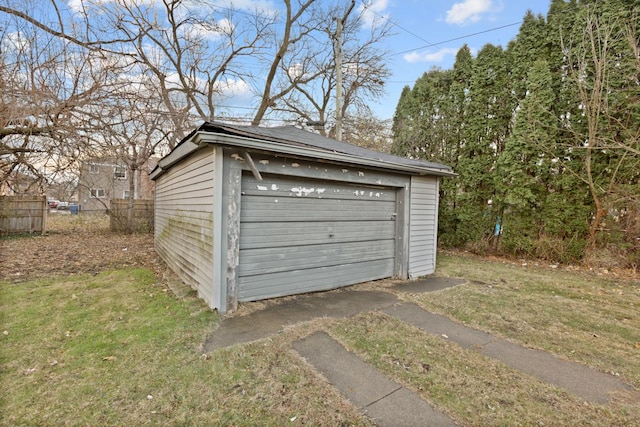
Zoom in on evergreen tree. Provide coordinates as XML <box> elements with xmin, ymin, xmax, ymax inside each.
<box><xmin>448</xmin><ymin>45</ymin><xmax>474</xmax><ymax>163</ymax></box>
<box><xmin>496</xmin><ymin>60</ymin><xmax>561</xmax><ymax>256</ymax></box>
<box><xmin>455</xmin><ymin>43</ymin><xmax>513</xmax><ymax>246</ymax></box>
<box><xmin>391</xmin><ymin>86</ymin><xmax>417</xmax><ymax>157</ymax></box>
<box><xmin>390</xmin><ymin>0</ymin><xmax>638</xmax><ymax>264</ymax></box>
<box><xmin>507</xmin><ymin>11</ymin><xmax>550</xmax><ymax>102</ymax></box>
<box><xmin>392</xmin><ymin>68</ymin><xmax>454</xmax><ymax>162</ymax></box>
<box><xmin>498</xmin><ymin>60</ymin><xmax>554</xmax><ymax>211</ymax></box>
<box><xmin>438</xmin><ymin>45</ymin><xmax>474</xmax><ymax>246</ymax></box>
<box><xmin>413</xmin><ymin>68</ymin><xmax>454</xmax><ymax>161</ymax></box>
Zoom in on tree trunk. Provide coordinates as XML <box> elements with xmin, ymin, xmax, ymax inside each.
<box><xmin>127</xmin><ymin>164</ymin><xmax>136</xmax><ymax>234</ymax></box>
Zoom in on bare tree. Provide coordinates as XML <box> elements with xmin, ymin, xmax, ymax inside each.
<box><xmin>73</xmin><ymin>0</ymin><xmax>273</xmax><ymax>144</ymax></box>
<box><xmin>343</xmin><ymin>113</ymin><xmax>393</xmax><ymax>152</ymax></box>
<box><xmin>1</xmin><ymin>0</ymin><xmax>268</xmax><ymax>200</ymax></box>
<box><xmin>250</xmin><ymin>0</ymin><xmax>323</xmax><ymax>125</ymax></box>
<box><xmin>2</xmin><ymin>0</ymin><xmax>395</xmax><ymax>200</ymax></box>
<box><xmin>0</xmin><ymin>1</ymin><xmax>136</xmax><ymax>53</ymax></box>
<box><xmin>0</xmin><ymin>4</ymin><xmax>129</xmax><ymax>192</ymax></box>
<box><xmin>266</xmin><ymin>1</ymin><xmax>392</xmax><ymax>138</ymax></box>
<box><xmin>561</xmin><ymin>6</ymin><xmax>640</xmax><ymax>247</ymax></box>
<box><xmin>92</xmin><ymin>78</ymin><xmax>171</xmax><ymax>231</ymax></box>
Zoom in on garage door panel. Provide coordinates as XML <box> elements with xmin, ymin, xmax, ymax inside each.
<box><xmin>239</xmin><ymin>173</ymin><xmax>397</xmax><ymax>301</ymax></box>
<box><xmin>239</xmin><ymin>239</ymin><xmax>395</xmax><ymax>276</ymax></box>
<box><xmin>241</xmin><ymin>196</ymin><xmax>396</xmax><ymax>222</ymax></box>
<box><xmin>240</xmin><ymin>220</ymin><xmax>396</xmax><ymax>249</ymax></box>
<box><xmin>242</xmin><ymin>174</ymin><xmax>396</xmax><ymax>202</ymax></box>
<box><xmin>238</xmin><ymin>259</ymin><xmax>395</xmax><ymax>301</ymax></box>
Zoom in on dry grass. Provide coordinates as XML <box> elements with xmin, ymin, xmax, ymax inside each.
<box><xmin>418</xmin><ymin>253</ymin><xmax>640</xmax><ymax>389</ymax></box>
<box><xmin>327</xmin><ymin>252</ymin><xmax>640</xmax><ymax>425</ymax></box>
<box><xmin>331</xmin><ymin>312</ymin><xmax>639</xmax><ymax>426</ymax></box>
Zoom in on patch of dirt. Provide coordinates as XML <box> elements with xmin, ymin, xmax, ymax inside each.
<box><xmin>0</xmin><ymin>215</ymin><xmax>156</xmax><ymax>282</ymax></box>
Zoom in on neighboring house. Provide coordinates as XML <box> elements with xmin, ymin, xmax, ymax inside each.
<box><xmin>78</xmin><ymin>158</ymin><xmax>157</xmax><ymax>213</ymax></box>
<box><xmin>150</xmin><ymin>122</ymin><xmax>455</xmax><ymax>313</ymax></box>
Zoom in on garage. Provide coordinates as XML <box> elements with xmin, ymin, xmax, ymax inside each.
<box><xmin>238</xmin><ymin>173</ymin><xmax>397</xmax><ymax>301</ymax></box>
<box><xmin>150</xmin><ymin>122</ymin><xmax>454</xmax><ymax>313</ymax></box>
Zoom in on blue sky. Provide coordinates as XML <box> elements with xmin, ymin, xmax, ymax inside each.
<box><xmin>367</xmin><ymin>0</ymin><xmax>552</xmax><ymax>119</ymax></box>
<box><xmin>5</xmin><ymin>0</ymin><xmax>551</xmax><ymax>125</ymax></box>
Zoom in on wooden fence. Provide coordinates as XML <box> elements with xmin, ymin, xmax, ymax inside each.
<box><xmin>109</xmin><ymin>199</ymin><xmax>154</xmax><ymax>233</ymax></box>
<box><xmin>0</xmin><ymin>195</ymin><xmax>47</xmax><ymax>235</ymax></box>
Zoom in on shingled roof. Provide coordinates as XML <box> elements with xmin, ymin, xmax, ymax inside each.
<box><xmin>150</xmin><ymin>121</ymin><xmax>455</xmax><ymax>179</ymax></box>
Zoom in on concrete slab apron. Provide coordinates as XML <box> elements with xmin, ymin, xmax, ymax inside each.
<box><xmin>204</xmin><ymin>290</ymin><xmax>399</xmax><ymax>351</ymax></box>
<box><xmin>204</xmin><ymin>277</ymin><xmax>465</xmax><ymax>351</ymax></box>
<box><xmin>293</xmin><ymin>331</ymin><xmax>457</xmax><ymax>427</ymax></box>
<box><xmin>383</xmin><ymin>302</ymin><xmax>632</xmax><ymax>404</ymax></box>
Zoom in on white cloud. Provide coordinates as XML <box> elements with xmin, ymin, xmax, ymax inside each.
<box><xmin>215</xmin><ymin>78</ymin><xmax>251</xmax><ymax>99</ymax></box>
<box><xmin>288</xmin><ymin>63</ymin><xmax>305</xmax><ymax>79</ymax></box>
<box><xmin>358</xmin><ymin>0</ymin><xmax>390</xmax><ymax>29</ymax></box>
<box><xmin>207</xmin><ymin>0</ymin><xmax>277</xmax><ymax>18</ymax></box>
<box><xmin>2</xmin><ymin>31</ymin><xmax>31</xmax><ymax>52</ymax></box>
<box><xmin>67</xmin><ymin>0</ymin><xmax>83</xmax><ymax>13</ymax></box>
<box><xmin>445</xmin><ymin>0</ymin><xmax>494</xmax><ymax>25</ymax></box>
<box><xmin>184</xmin><ymin>18</ymin><xmax>235</xmax><ymax>41</ymax></box>
<box><xmin>67</xmin><ymin>0</ymin><xmax>159</xmax><ymax>14</ymax></box>
<box><xmin>403</xmin><ymin>47</ymin><xmax>459</xmax><ymax>64</ymax></box>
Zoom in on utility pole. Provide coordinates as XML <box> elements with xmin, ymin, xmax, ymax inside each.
<box><xmin>334</xmin><ymin>0</ymin><xmax>355</xmax><ymax>141</ymax></box>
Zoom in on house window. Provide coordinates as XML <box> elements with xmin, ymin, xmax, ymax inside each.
<box><xmin>114</xmin><ymin>166</ymin><xmax>126</xmax><ymax>180</ymax></box>
<box><xmin>123</xmin><ymin>190</ymin><xmax>131</xmax><ymax>199</ymax></box>
<box><xmin>90</xmin><ymin>188</ymin><xmax>105</xmax><ymax>198</ymax></box>
<box><xmin>89</xmin><ymin>164</ymin><xmax>99</xmax><ymax>174</ymax></box>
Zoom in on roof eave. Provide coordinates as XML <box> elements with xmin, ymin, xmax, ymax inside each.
<box><xmin>192</xmin><ymin>131</ymin><xmax>456</xmax><ymax>177</ymax></box>
<box><xmin>149</xmin><ymin>139</ymin><xmax>201</xmax><ymax>180</ymax></box>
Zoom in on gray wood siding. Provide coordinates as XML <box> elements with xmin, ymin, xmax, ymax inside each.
<box><xmin>227</xmin><ymin>149</ymin><xmax>410</xmax><ymax>188</ymax></box>
<box><xmin>238</xmin><ymin>173</ymin><xmax>396</xmax><ymax>301</ymax></box>
<box><xmin>408</xmin><ymin>176</ymin><xmax>439</xmax><ymax>278</ymax></box>
<box><xmin>154</xmin><ymin>146</ymin><xmax>215</xmax><ymax>306</ymax></box>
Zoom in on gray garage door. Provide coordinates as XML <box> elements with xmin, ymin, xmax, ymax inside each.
<box><xmin>238</xmin><ymin>173</ymin><xmax>397</xmax><ymax>301</ymax></box>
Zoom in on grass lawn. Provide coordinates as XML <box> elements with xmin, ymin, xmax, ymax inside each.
<box><xmin>0</xmin><ymin>268</ymin><xmax>368</xmax><ymax>426</ymax></box>
<box><xmin>1</xmin><ymin>230</ymin><xmax>639</xmax><ymax>425</ymax></box>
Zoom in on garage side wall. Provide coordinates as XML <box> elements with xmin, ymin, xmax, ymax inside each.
<box><xmin>154</xmin><ymin>146</ymin><xmax>215</xmax><ymax>307</ymax></box>
<box><xmin>408</xmin><ymin>175</ymin><xmax>440</xmax><ymax>278</ymax></box>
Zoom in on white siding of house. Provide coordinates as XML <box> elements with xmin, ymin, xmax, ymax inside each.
<box><xmin>408</xmin><ymin>176</ymin><xmax>440</xmax><ymax>278</ymax></box>
<box><xmin>154</xmin><ymin>146</ymin><xmax>215</xmax><ymax>306</ymax></box>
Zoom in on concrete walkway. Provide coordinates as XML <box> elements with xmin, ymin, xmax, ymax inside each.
<box><xmin>293</xmin><ymin>331</ymin><xmax>457</xmax><ymax>427</ymax></box>
<box><xmin>204</xmin><ymin>277</ymin><xmax>632</xmax><ymax>424</ymax></box>
<box><xmin>382</xmin><ymin>302</ymin><xmax>631</xmax><ymax>404</ymax></box>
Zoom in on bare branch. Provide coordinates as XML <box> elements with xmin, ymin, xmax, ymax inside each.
<box><xmin>0</xmin><ymin>4</ymin><xmax>136</xmax><ymax>51</ymax></box>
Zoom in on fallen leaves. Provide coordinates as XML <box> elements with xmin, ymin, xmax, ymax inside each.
<box><xmin>0</xmin><ymin>216</ymin><xmax>155</xmax><ymax>281</ymax></box>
